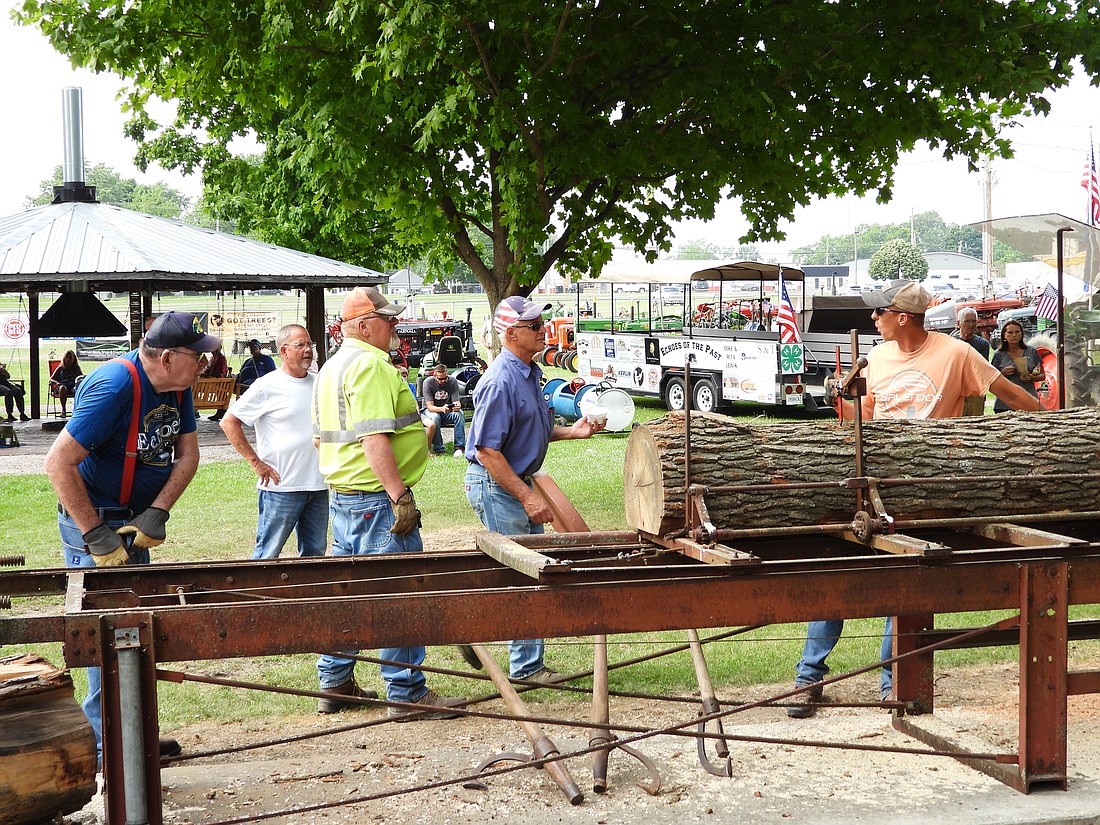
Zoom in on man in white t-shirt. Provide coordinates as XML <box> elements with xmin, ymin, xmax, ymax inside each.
<box><xmin>221</xmin><ymin>324</ymin><xmax>329</xmax><ymax>559</ymax></box>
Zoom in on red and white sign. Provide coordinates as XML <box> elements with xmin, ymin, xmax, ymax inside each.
<box><xmin>2</xmin><ymin>316</ymin><xmax>28</xmax><ymax>343</ymax></box>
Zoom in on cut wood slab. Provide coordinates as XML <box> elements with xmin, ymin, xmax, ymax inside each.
<box><xmin>0</xmin><ymin>653</ymin><xmax>97</xmax><ymax>824</ymax></box>
<box><xmin>624</xmin><ymin>408</ymin><xmax>1100</xmax><ymax>536</ymax></box>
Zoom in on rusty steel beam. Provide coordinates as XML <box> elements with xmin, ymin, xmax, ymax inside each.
<box><xmin>42</xmin><ymin>551</ymin><xmax>1100</xmax><ymax>667</ymax></box>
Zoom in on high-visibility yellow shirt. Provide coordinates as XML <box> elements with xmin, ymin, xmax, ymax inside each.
<box><xmin>312</xmin><ymin>338</ymin><xmax>427</xmax><ymax>492</ymax></box>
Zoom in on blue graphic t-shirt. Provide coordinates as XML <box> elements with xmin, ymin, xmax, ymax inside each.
<box><xmin>66</xmin><ymin>351</ymin><xmax>196</xmax><ymax>512</ymax></box>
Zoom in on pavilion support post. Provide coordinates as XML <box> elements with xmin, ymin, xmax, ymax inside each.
<box><xmin>28</xmin><ymin>289</ymin><xmax>41</xmax><ymax>420</ymax></box>
<box><xmin>305</xmin><ymin>286</ymin><xmax>327</xmax><ymax>366</ymax></box>
<box><xmin>1019</xmin><ymin>561</ymin><xmax>1068</xmax><ymax>790</ymax></box>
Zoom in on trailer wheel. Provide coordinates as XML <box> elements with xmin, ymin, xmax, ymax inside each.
<box><xmin>692</xmin><ymin>377</ymin><xmax>719</xmax><ymax>413</ymax></box>
<box><xmin>662</xmin><ymin>377</ymin><xmax>686</xmax><ymax>411</ymax></box>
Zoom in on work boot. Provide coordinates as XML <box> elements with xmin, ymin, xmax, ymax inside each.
<box><xmin>455</xmin><ymin>644</ymin><xmax>483</xmax><ymax>670</ymax></box>
<box><xmin>520</xmin><ymin>667</ymin><xmax>568</xmax><ymax>686</ymax></box>
<box><xmin>159</xmin><ymin>737</ymin><xmax>182</xmax><ymax>758</ymax></box>
<box><xmin>786</xmin><ymin>686</ymin><xmax>825</xmax><ymax>719</ymax></box>
<box><xmin>317</xmin><ymin>678</ymin><xmax>379</xmax><ymax>714</ymax></box>
<box><xmin>387</xmin><ymin>690</ymin><xmax>464</xmax><ymax>722</ymax></box>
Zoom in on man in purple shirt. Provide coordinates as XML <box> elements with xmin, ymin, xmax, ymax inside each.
<box><xmin>464</xmin><ymin>296</ymin><xmax>605</xmax><ymax>683</ymax></box>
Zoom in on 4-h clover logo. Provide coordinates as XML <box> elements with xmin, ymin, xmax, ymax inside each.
<box><xmin>780</xmin><ymin>343</ymin><xmax>803</xmax><ymax>374</ymax></box>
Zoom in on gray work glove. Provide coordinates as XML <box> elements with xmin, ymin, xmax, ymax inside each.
<box><xmin>390</xmin><ymin>489</ymin><xmax>420</xmax><ymax>537</ymax></box>
<box><xmin>84</xmin><ymin>523</ymin><xmax>130</xmax><ymax>567</ymax></box>
<box><xmin>117</xmin><ymin>507</ymin><xmax>170</xmax><ymax>549</ymax></box>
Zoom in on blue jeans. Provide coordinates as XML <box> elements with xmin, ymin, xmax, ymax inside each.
<box><xmin>465</xmin><ymin>463</ymin><xmax>545</xmax><ymax>679</ymax></box>
<box><xmin>425</xmin><ymin>410</ymin><xmax>466</xmax><ymax>453</ymax></box>
<box><xmin>315</xmin><ymin>490</ymin><xmax>428</xmax><ymax>703</ymax></box>
<box><xmin>252</xmin><ymin>489</ymin><xmax>329</xmax><ymax>560</ymax></box>
<box><xmin>794</xmin><ymin>617</ymin><xmax>893</xmax><ymax>698</ymax></box>
<box><xmin>59</xmin><ymin>511</ymin><xmax>150</xmax><ymax>765</ymax></box>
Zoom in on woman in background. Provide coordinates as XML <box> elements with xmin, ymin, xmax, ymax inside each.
<box><xmin>991</xmin><ymin>320</ymin><xmax>1042</xmax><ymax>413</ymax></box>
<box><xmin>50</xmin><ymin>350</ymin><xmax>83</xmax><ymax>416</ymax></box>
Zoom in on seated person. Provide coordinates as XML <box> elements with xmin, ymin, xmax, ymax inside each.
<box><xmin>50</xmin><ymin>350</ymin><xmax>83</xmax><ymax>416</ymax></box>
<box><xmin>0</xmin><ymin>362</ymin><xmax>30</xmax><ymax>421</ymax></box>
<box><xmin>421</xmin><ymin>362</ymin><xmax>466</xmax><ymax>457</ymax></box>
<box><xmin>237</xmin><ymin>339</ymin><xmax>276</xmax><ymax>391</ymax></box>
<box><xmin>201</xmin><ymin>344</ymin><xmax>231</xmax><ymax>421</ymax></box>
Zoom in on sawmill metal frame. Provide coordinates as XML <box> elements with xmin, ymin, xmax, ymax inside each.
<box><xmin>3</xmin><ymin>519</ymin><xmax>1100</xmax><ymax>823</ymax></box>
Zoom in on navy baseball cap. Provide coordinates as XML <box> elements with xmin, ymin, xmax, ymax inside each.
<box><xmin>145</xmin><ymin>311</ymin><xmax>221</xmax><ymax>352</ymax></box>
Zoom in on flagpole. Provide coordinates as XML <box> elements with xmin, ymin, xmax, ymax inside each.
<box><xmin>1056</xmin><ymin>227</ymin><xmax>1070</xmax><ymax>409</ymax></box>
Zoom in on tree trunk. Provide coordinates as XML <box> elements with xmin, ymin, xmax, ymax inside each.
<box><xmin>624</xmin><ymin>408</ymin><xmax>1100</xmax><ymax>536</ymax></box>
<box><xmin>0</xmin><ymin>653</ymin><xmax>97</xmax><ymax>824</ymax></box>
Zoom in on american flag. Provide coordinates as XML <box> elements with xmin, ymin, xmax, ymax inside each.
<box><xmin>777</xmin><ymin>270</ymin><xmax>801</xmax><ymax>344</ymax></box>
<box><xmin>1035</xmin><ymin>283</ymin><xmax>1061</xmax><ymax>322</ymax></box>
<box><xmin>1082</xmin><ymin>138</ymin><xmax>1100</xmax><ymax>226</ymax></box>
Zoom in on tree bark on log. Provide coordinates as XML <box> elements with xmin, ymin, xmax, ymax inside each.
<box><xmin>0</xmin><ymin>653</ymin><xmax>97</xmax><ymax>824</ymax></box>
<box><xmin>623</xmin><ymin>408</ymin><xmax>1100</xmax><ymax>536</ymax></box>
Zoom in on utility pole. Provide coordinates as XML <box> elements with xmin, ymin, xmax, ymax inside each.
<box><xmin>982</xmin><ymin>155</ymin><xmax>994</xmax><ymax>299</ymax></box>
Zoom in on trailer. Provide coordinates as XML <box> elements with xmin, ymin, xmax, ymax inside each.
<box><xmin>575</xmin><ymin>262</ymin><xmax>880</xmax><ymax>412</ymax></box>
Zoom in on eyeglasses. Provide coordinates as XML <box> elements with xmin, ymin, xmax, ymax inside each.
<box><xmin>514</xmin><ymin>321</ymin><xmax>544</xmax><ymax>332</ymax></box>
<box><xmin>872</xmin><ymin>307</ymin><xmax>912</xmax><ymax>318</ymax></box>
<box><xmin>361</xmin><ymin>313</ymin><xmax>399</xmax><ymax>324</ymax></box>
<box><xmin>169</xmin><ymin>348</ymin><xmax>203</xmax><ymax>362</ymax></box>
<box><xmin>284</xmin><ymin>342</ymin><xmax>314</xmax><ymax>350</ymax></box>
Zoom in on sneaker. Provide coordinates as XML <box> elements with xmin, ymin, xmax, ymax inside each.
<box><xmin>159</xmin><ymin>737</ymin><xmax>182</xmax><ymax>758</ymax></box>
<box><xmin>455</xmin><ymin>644</ymin><xmax>483</xmax><ymax>670</ymax></box>
<box><xmin>4</xmin><ymin>414</ymin><xmax>13</xmax><ymax>422</ymax></box>
<box><xmin>786</xmin><ymin>686</ymin><xmax>824</xmax><ymax>719</ymax></box>
<box><xmin>19</xmin><ymin>414</ymin><xmax>30</xmax><ymax>422</ymax></box>
<box><xmin>453</xmin><ymin>448</ymin><xmax>464</xmax><ymax>458</ymax></box>
<box><xmin>317</xmin><ymin>678</ymin><xmax>379</xmax><ymax>714</ymax></box>
<box><xmin>520</xmin><ymin>667</ymin><xmax>569</xmax><ymax>685</ymax></box>
<box><xmin>387</xmin><ymin>689</ymin><xmax>464</xmax><ymax>722</ymax></box>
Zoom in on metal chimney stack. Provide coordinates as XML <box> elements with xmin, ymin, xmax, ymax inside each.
<box><xmin>52</xmin><ymin>87</ymin><xmax>98</xmax><ymax>203</ymax></box>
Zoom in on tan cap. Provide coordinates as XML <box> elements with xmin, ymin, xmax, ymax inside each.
<box><xmin>340</xmin><ymin>287</ymin><xmax>404</xmax><ymax>322</ymax></box>
<box><xmin>862</xmin><ymin>280</ymin><xmax>932</xmax><ymax>314</ymax></box>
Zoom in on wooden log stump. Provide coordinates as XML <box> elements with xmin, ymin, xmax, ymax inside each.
<box><xmin>624</xmin><ymin>408</ymin><xmax>1100</xmax><ymax>536</ymax></box>
<box><xmin>0</xmin><ymin>653</ymin><xmax>97</xmax><ymax>824</ymax></box>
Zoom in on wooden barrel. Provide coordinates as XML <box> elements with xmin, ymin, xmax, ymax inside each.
<box><xmin>623</xmin><ymin>408</ymin><xmax>1100</xmax><ymax>536</ymax></box>
<box><xmin>0</xmin><ymin>653</ymin><xmax>97</xmax><ymax>824</ymax></box>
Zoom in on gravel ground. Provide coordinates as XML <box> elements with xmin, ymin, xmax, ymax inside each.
<box><xmin>69</xmin><ymin>664</ymin><xmax>1100</xmax><ymax>825</ymax></box>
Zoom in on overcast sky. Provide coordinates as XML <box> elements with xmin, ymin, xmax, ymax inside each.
<box><xmin>2</xmin><ymin>14</ymin><xmax>1098</xmax><ymax>260</ymax></box>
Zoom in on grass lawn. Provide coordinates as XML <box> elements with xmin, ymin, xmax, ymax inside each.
<box><xmin>2</xmin><ymin>304</ymin><xmax>1097</xmax><ymax>728</ymax></box>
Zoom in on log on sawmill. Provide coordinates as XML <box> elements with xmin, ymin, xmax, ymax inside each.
<box><xmin>623</xmin><ymin>408</ymin><xmax>1100</xmax><ymax>536</ymax></box>
<box><xmin>0</xmin><ymin>653</ymin><xmax>97</xmax><ymax>824</ymax></box>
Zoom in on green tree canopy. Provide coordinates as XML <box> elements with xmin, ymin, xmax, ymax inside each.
<box><xmin>869</xmin><ymin>239</ymin><xmax>930</xmax><ymax>282</ymax></box>
<box><xmin>19</xmin><ymin>1</ymin><xmax>1100</xmax><ymax>306</ymax></box>
<box><xmin>27</xmin><ymin>162</ymin><xmax>192</xmax><ymax>219</ymax></box>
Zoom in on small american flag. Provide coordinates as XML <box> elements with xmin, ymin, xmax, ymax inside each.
<box><xmin>1035</xmin><ymin>283</ymin><xmax>1061</xmax><ymax>322</ymax></box>
<box><xmin>1082</xmin><ymin>138</ymin><xmax>1100</xmax><ymax>226</ymax></box>
<box><xmin>777</xmin><ymin>271</ymin><xmax>801</xmax><ymax>344</ymax></box>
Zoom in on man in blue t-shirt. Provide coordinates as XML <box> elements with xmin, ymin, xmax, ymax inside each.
<box><xmin>237</xmin><ymin>338</ymin><xmax>277</xmax><ymax>389</ymax></box>
<box><xmin>44</xmin><ymin>310</ymin><xmax>220</xmax><ymax>764</ymax></box>
<box><xmin>464</xmin><ymin>296</ymin><xmax>604</xmax><ymax>684</ymax></box>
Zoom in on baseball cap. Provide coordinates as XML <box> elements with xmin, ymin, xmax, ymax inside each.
<box><xmin>145</xmin><ymin>311</ymin><xmax>221</xmax><ymax>352</ymax></box>
<box><xmin>341</xmin><ymin>286</ymin><xmax>404</xmax><ymax>321</ymax></box>
<box><xmin>493</xmin><ymin>295</ymin><xmax>551</xmax><ymax>334</ymax></box>
<box><xmin>862</xmin><ymin>280</ymin><xmax>932</xmax><ymax>314</ymax></box>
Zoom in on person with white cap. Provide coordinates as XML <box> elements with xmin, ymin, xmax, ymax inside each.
<box><xmin>312</xmin><ymin>286</ymin><xmax>463</xmax><ymax>719</ymax></box>
<box><xmin>463</xmin><ymin>295</ymin><xmax>606</xmax><ymax>684</ymax></box>
<box><xmin>788</xmin><ymin>280</ymin><xmax>1040</xmax><ymax>718</ymax></box>
<box><xmin>44</xmin><ymin>309</ymin><xmax>222</xmax><ymax>763</ymax></box>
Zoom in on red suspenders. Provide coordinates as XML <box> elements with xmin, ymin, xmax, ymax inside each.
<box><xmin>109</xmin><ymin>358</ymin><xmax>143</xmax><ymax>508</ymax></box>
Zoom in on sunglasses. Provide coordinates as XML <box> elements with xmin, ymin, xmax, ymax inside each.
<box><xmin>514</xmin><ymin>321</ymin><xmax>544</xmax><ymax>331</ymax></box>
<box><xmin>872</xmin><ymin>307</ymin><xmax>912</xmax><ymax>318</ymax></box>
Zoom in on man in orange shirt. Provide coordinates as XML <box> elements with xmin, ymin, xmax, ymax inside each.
<box><xmin>789</xmin><ymin>280</ymin><xmax>1039</xmax><ymax>718</ymax></box>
